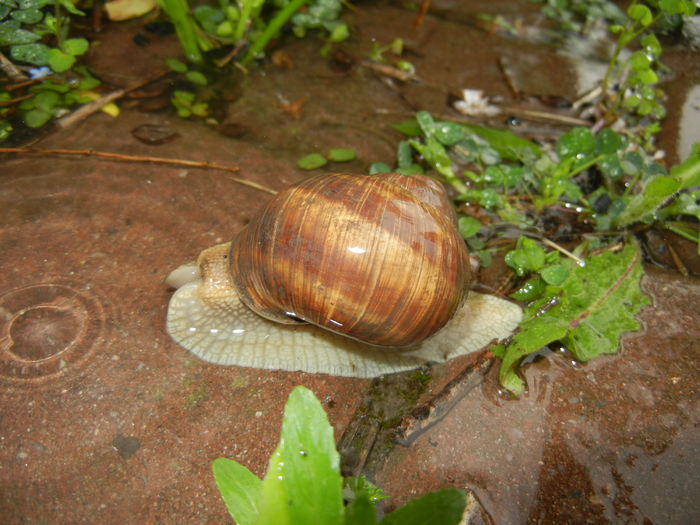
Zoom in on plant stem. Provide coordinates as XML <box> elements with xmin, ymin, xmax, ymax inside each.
<box><xmin>240</xmin><ymin>0</ymin><xmax>308</xmax><ymax>65</ymax></box>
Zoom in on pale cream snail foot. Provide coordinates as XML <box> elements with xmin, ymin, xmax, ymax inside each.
<box><xmin>166</xmin><ymin>253</ymin><xmax>523</xmax><ymax>378</ymax></box>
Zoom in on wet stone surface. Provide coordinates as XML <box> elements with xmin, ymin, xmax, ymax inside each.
<box><xmin>1</xmin><ymin>1</ymin><xmax>699</xmax><ymax>523</ymax></box>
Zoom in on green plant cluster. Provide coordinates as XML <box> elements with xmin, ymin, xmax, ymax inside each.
<box><xmin>0</xmin><ymin>0</ymin><xmax>94</xmax><ymax>139</ymax></box>
<box><xmin>158</xmin><ymin>0</ymin><xmax>348</xmax><ymax>65</ymax></box>
<box><xmin>16</xmin><ymin>65</ymin><xmax>99</xmax><ymax>126</ymax></box>
<box><xmin>213</xmin><ymin>385</ymin><xmax>468</xmax><ymax>525</ymax></box>
<box><xmin>535</xmin><ymin>0</ymin><xmax>626</xmax><ymax>35</ymax></box>
<box><xmin>0</xmin><ymin>0</ymin><xmax>89</xmax><ymax>72</ymax></box>
<box><xmin>534</xmin><ymin>0</ymin><xmax>697</xmax><ymax>145</ymax></box>
<box><xmin>373</xmin><ymin>110</ymin><xmax>699</xmax><ymax>393</ymax></box>
<box><xmin>601</xmin><ymin>1</ymin><xmax>696</xmax><ymax>126</ymax></box>
<box><xmin>165</xmin><ymin>58</ymin><xmax>210</xmax><ymax>118</ymax></box>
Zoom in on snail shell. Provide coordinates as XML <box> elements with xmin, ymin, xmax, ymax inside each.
<box><xmin>166</xmin><ymin>173</ymin><xmax>522</xmax><ymax>377</ymax></box>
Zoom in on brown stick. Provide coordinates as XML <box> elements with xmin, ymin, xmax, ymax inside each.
<box><xmin>55</xmin><ymin>70</ymin><xmax>172</xmax><ymax>129</ymax></box>
<box><xmin>0</xmin><ymin>147</ymin><xmax>278</xmax><ymax>195</ymax></box>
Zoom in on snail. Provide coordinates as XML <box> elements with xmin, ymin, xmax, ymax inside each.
<box><xmin>165</xmin><ymin>173</ymin><xmax>522</xmax><ymax>378</ymax></box>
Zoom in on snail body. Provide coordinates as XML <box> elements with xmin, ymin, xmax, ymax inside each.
<box><xmin>166</xmin><ymin>173</ymin><xmax>521</xmax><ymax>378</ymax></box>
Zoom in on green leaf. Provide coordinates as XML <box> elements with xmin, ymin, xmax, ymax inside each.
<box><xmin>675</xmin><ymin>143</ymin><xmax>700</xmax><ymax>190</ymax></box>
<box><xmin>165</xmin><ymin>57</ymin><xmax>188</xmax><ymax>73</ymax></box>
<box><xmin>48</xmin><ymin>48</ymin><xmax>76</xmax><ymax>72</ymax></box>
<box><xmin>57</xmin><ymin>0</ymin><xmax>85</xmax><ymax>16</ymax></box>
<box><xmin>344</xmin><ymin>476</ymin><xmax>389</xmax><ymax>504</ymax></box>
<box><xmin>327</xmin><ymin>148</ymin><xmax>356</xmax><ymax>162</ymax></box>
<box><xmin>212</xmin><ymin>458</ymin><xmax>262</xmax><ymax>525</ymax></box>
<box><xmin>10</xmin><ymin>42</ymin><xmax>49</xmax><ymax>65</ymax></box>
<box><xmin>391</xmin><ymin>118</ymin><xmax>421</xmax><ymax>137</ymax></box>
<box><xmin>510</xmin><ymin>277</ymin><xmax>546</xmax><ymax>302</ymax></box>
<box><xmin>185</xmin><ymin>70</ymin><xmax>208</xmax><ymax>86</ymax></box>
<box><xmin>595</xmin><ymin>128</ymin><xmax>624</xmax><ymax>155</ymax></box>
<box><xmin>499</xmin><ymin>241</ymin><xmax>649</xmax><ymax>395</ymax></box>
<box><xmin>541</xmin><ymin>263</ymin><xmax>569</xmax><ymax>286</ymax></box>
<box><xmin>616</xmin><ymin>176</ymin><xmax>681</xmax><ymax>226</ymax></box>
<box><xmin>627</xmin><ymin>4</ymin><xmax>653</xmax><ymax>26</ymax></box>
<box><xmin>0</xmin><ymin>119</ymin><xmax>12</xmax><ymax>142</ymax></box>
<box><xmin>297</xmin><ymin>153</ymin><xmax>328</xmax><ymax>170</ymax></box>
<box><xmin>345</xmin><ymin>495</ymin><xmax>377</xmax><ymax>525</ymax></box>
<box><xmin>369</xmin><ymin>162</ymin><xmax>391</xmax><ymax>174</ymax></box>
<box><xmin>328</xmin><ymin>22</ymin><xmax>349</xmax><ymax>43</ymax></box>
<box><xmin>256</xmin><ymin>386</ymin><xmax>344</xmax><ymax>525</ymax></box>
<box><xmin>556</xmin><ymin>127</ymin><xmax>595</xmax><ymax>159</ymax></box>
<box><xmin>33</xmin><ymin>90</ymin><xmax>60</xmax><ymax>111</ymax></box>
<box><xmin>380</xmin><ymin>489</ymin><xmax>467</xmax><ymax>525</ymax></box>
<box><xmin>0</xmin><ymin>20</ymin><xmax>40</xmax><ymax>45</ymax></box>
<box><xmin>659</xmin><ymin>0</ymin><xmax>685</xmax><ymax>15</ymax></box>
<box><xmin>63</xmin><ymin>37</ymin><xmax>88</xmax><ymax>56</ymax></box>
<box><xmin>396</xmin><ymin>140</ymin><xmax>413</xmax><ymax>169</ymax></box>
<box><xmin>629</xmin><ymin>51</ymin><xmax>651</xmax><ymax>72</ymax></box>
<box><xmin>23</xmin><ymin>108</ymin><xmax>52</xmax><ymax>127</ymax></box>
<box><xmin>505</xmin><ymin>237</ymin><xmax>546</xmax><ymax>276</ymax></box>
<box><xmin>433</xmin><ymin>121</ymin><xmax>464</xmax><ymax>145</ymax></box>
<box><xmin>457</xmin><ymin>215</ymin><xmax>481</xmax><ymax>238</ymax></box>
<box><xmin>11</xmin><ymin>7</ymin><xmax>42</xmax><ymax>23</ymax></box>
<box><xmin>640</xmin><ymin>33</ymin><xmax>661</xmax><ymax>57</ymax></box>
<box><xmin>460</xmin><ymin>123</ymin><xmax>542</xmax><ymax>160</ymax></box>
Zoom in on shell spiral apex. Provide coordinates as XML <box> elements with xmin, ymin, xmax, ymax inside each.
<box><xmin>165</xmin><ymin>173</ymin><xmax>522</xmax><ymax>378</ymax></box>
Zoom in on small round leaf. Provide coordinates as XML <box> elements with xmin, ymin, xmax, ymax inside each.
<box><xmin>327</xmin><ymin>148</ymin><xmax>356</xmax><ymax>162</ymax></box>
<box><xmin>297</xmin><ymin>153</ymin><xmax>327</xmax><ymax>170</ymax></box>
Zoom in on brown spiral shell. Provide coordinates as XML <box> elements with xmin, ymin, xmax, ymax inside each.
<box><xmin>228</xmin><ymin>172</ymin><xmax>472</xmax><ymax>348</ymax></box>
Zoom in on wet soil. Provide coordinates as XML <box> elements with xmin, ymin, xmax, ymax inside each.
<box><xmin>1</xmin><ymin>1</ymin><xmax>699</xmax><ymax>524</ymax></box>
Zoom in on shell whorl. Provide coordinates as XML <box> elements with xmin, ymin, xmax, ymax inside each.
<box><xmin>228</xmin><ymin>173</ymin><xmax>472</xmax><ymax>347</ymax></box>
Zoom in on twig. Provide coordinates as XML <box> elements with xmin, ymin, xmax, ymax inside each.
<box><xmin>537</xmin><ymin>236</ymin><xmax>586</xmax><ymax>266</ymax></box>
<box><xmin>0</xmin><ymin>51</ymin><xmax>28</xmax><ymax>83</ymax></box>
<box><xmin>0</xmin><ymin>147</ymin><xmax>278</xmax><ymax>195</ymax></box>
<box><xmin>55</xmin><ymin>69</ymin><xmax>172</xmax><ymax>129</ymax></box>
<box><xmin>414</xmin><ymin>0</ymin><xmax>431</xmax><ymax>27</ymax></box>
<box><xmin>360</xmin><ymin>60</ymin><xmax>417</xmax><ymax>82</ymax></box>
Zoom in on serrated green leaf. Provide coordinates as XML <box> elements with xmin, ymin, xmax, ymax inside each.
<box><xmin>380</xmin><ymin>489</ymin><xmax>467</xmax><ymax>525</ymax></box>
<box><xmin>616</xmin><ymin>176</ymin><xmax>681</xmax><ymax>227</ymax></box>
<box><xmin>256</xmin><ymin>386</ymin><xmax>343</xmax><ymax>525</ymax></box>
<box><xmin>499</xmin><ymin>241</ymin><xmax>649</xmax><ymax>395</ymax></box>
<box><xmin>212</xmin><ymin>458</ymin><xmax>262</xmax><ymax>525</ymax></box>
